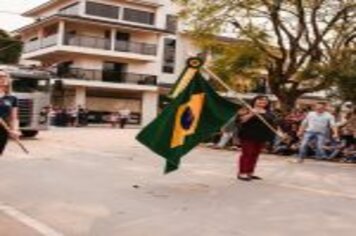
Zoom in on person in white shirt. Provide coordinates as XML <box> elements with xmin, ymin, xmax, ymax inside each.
<box><xmin>297</xmin><ymin>102</ymin><xmax>339</xmax><ymax>162</ymax></box>
<box><xmin>119</xmin><ymin>108</ymin><xmax>131</xmax><ymax>129</ymax></box>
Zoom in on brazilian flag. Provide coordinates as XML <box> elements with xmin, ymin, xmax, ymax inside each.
<box><xmin>136</xmin><ymin>58</ymin><xmax>238</xmax><ymax>173</ymax></box>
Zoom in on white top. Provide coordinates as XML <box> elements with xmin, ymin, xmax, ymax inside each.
<box><xmin>119</xmin><ymin>109</ymin><xmax>131</xmax><ymax>118</ymax></box>
<box><xmin>302</xmin><ymin>111</ymin><xmax>336</xmax><ymax>134</ymax></box>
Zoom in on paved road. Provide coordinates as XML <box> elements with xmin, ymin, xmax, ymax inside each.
<box><xmin>0</xmin><ymin>127</ymin><xmax>355</xmax><ymax>236</ymax></box>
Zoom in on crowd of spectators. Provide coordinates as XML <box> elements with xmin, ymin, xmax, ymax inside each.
<box><xmin>49</xmin><ymin>106</ymin><xmax>131</xmax><ymax>129</ymax></box>
<box><xmin>50</xmin><ymin>106</ymin><xmax>89</xmax><ymax>127</ymax></box>
<box><xmin>212</xmin><ymin>103</ymin><xmax>356</xmax><ymax>163</ymax></box>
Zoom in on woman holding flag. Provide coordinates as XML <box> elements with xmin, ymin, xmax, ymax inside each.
<box><xmin>236</xmin><ymin>95</ymin><xmax>277</xmax><ymax>181</ymax></box>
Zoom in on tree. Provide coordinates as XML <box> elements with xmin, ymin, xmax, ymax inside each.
<box><xmin>206</xmin><ymin>40</ymin><xmax>268</xmax><ymax>92</ymax></box>
<box><xmin>333</xmin><ymin>50</ymin><xmax>356</xmax><ymax>104</ymax></box>
<box><xmin>175</xmin><ymin>0</ymin><xmax>356</xmax><ymax>112</ymax></box>
<box><xmin>0</xmin><ymin>29</ymin><xmax>22</xmax><ymax>64</ymax></box>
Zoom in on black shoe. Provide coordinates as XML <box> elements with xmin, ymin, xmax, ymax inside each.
<box><xmin>237</xmin><ymin>176</ymin><xmax>252</xmax><ymax>181</ymax></box>
<box><xmin>250</xmin><ymin>175</ymin><xmax>263</xmax><ymax>180</ymax></box>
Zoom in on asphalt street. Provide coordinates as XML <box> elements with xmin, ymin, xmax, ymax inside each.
<box><xmin>0</xmin><ymin>127</ymin><xmax>355</xmax><ymax>236</ymax></box>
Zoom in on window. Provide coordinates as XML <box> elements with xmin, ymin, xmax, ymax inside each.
<box><xmin>123</xmin><ymin>8</ymin><xmax>155</xmax><ymax>25</ymax></box>
<box><xmin>86</xmin><ymin>1</ymin><xmax>119</xmax><ymax>19</ymax></box>
<box><xmin>166</xmin><ymin>15</ymin><xmax>178</xmax><ymax>32</ymax></box>
<box><xmin>12</xmin><ymin>78</ymin><xmax>50</xmax><ymax>93</ymax></box>
<box><xmin>102</xmin><ymin>62</ymin><xmax>127</xmax><ymax>82</ymax></box>
<box><xmin>162</xmin><ymin>38</ymin><xmax>176</xmax><ymax>74</ymax></box>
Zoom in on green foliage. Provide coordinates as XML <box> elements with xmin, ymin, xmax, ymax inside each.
<box><xmin>333</xmin><ymin>57</ymin><xmax>356</xmax><ymax>103</ymax></box>
<box><xmin>0</xmin><ymin>29</ymin><xmax>23</xmax><ymax>64</ymax></box>
<box><xmin>174</xmin><ymin>0</ymin><xmax>356</xmax><ymax>111</ymax></box>
<box><xmin>211</xmin><ymin>42</ymin><xmax>266</xmax><ymax>88</ymax></box>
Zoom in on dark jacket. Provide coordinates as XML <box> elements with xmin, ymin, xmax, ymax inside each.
<box><xmin>237</xmin><ymin>112</ymin><xmax>277</xmax><ymax>142</ymax></box>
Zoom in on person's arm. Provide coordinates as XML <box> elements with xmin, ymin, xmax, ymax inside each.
<box><xmin>298</xmin><ymin>114</ymin><xmax>309</xmax><ymax>136</ymax></box>
<box><xmin>297</xmin><ymin>116</ymin><xmax>308</xmax><ymax>136</ymax></box>
<box><xmin>329</xmin><ymin>115</ymin><xmax>339</xmax><ymax>139</ymax></box>
<box><xmin>8</xmin><ymin>97</ymin><xmax>20</xmax><ymax>138</ymax></box>
<box><xmin>9</xmin><ymin>107</ymin><xmax>19</xmax><ymax>131</ymax></box>
<box><xmin>237</xmin><ymin>107</ymin><xmax>255</xmax><ymax>123</ymax></box>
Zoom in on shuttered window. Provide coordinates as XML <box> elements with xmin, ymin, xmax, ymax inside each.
<box><xmin>86</xmin><ymin>1</ymin><xmax>119</xmax><ymax>19</ymax></box>
<box><xmin>123</xmin><ymin>8</ymin><xmax>155</xmax><ymax>25</ymax></box>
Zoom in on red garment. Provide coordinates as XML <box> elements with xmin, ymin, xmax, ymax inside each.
<box><xmin>238</xmin><ymin>139</ymin><xmax>265</xmax><ymax>175</ymax></box>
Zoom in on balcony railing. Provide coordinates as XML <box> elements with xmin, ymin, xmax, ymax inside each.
<box><xmin>64</xmin><ymin>34</ymin><xmax>157</xmax><ymax>55</ymax></box>
<box><xmin>24</xmin><ymin>34</ymin><xmax>58</xmax><ymax>53</ymax></box>
<box><xmin>24</xmin><ymin>33</ymin><xmax>158</xmax><ymax>57</ymax></box>
<box><xmin>64</xmin><ymin>34</ymin><xmax>111</xmax><ymax>50</ymax></box>
<box><xmin>115</xmin><ymin>40</ymin><xmax>157</xmax><ymax>55</ymax></box>
<box><xmin>57</xmin><ymin>67</ymin><xmax>157</xmax><ymax>85</ymax></box>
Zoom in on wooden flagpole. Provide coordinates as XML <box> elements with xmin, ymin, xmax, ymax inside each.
<box><xmin>202</xmin><ymin>66</ymin><xmax>286</xmax><ymax>140</ymax></box>
<box><xmin>0</xmin><ymin>118</ymin><xmax>29</xmax><ymax>154</ymax></box>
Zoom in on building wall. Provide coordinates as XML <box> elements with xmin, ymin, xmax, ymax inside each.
<box><xmin>60</xmin><ymin>55</ymin><xmax>160</xmax><ymax>76</ymax></box>
<box><xmin>158</xmin><ymin>33</ymin><xmax>202</xmax><ymax>85</ymax></box>
<box><xmin>87</xmin><ymin>97</ymin><xmax>141</xmax><ymax>112</ymax></box>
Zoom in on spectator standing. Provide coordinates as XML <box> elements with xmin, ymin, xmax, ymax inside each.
<box><xmin>48</xmin><ymin>106</ymin><xmax>57</xmax><ymax>126</ymax></box>
<box><xmin>214</xmin><ymin>115</ymin><xmax>237</xmax><ymax>149</ymax></box>
<box><xmin>109</xmin><ymin>112</ymin><xmax>119</xmax><ymax>128</ymax></box>
<box><xmin>77</xmin><ymin>106</ymin><xmax>88</xmax><ymax>127</ymax></box>
<box><xmin>56</xmin><ymin>108</ymin><xmax>68</xmax><ymax>127</ymax></box>
<box><xmin>339</xmin><ymin>109</ymin><xmax>356</xmax><ymax>137</ymax></box>
<box><xmin>67</xmin><ymin>107</ymin><xmax>77</xmax><ymax>127</ymax></box>
<box><xmin>119</xmin><ymin>108</ymin><xmax>131</xmax><ymax>129</ymax></box>
<box><xmin>297</xmin><ymin>102</ymin><xmax>338</xmax><ymax>162</ymax></box>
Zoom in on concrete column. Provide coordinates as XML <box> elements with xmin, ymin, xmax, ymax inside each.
<box><xmin>37</xmin><ymin>28</ymin><xmax>45</xmax><ymax>48</ymax></box>
<box><xmin>118</xmin><ymin>6</ymin><xmax>124</xmax><ymax>21</ymax></box>
<box><xmin>37</xmin><ymin>28</ymin><xmax>44</xmax><ymax>39</ymax></box>
<box><xmin>155</xmin><ymin>6</ymin><xmax>165</xmax><ymax>29</ymax></box>
<box><xmin>110</xmin><ymin>28</ymin><xmax>117</xmax><ymax>51</ymax></box>
<box><xmin>141</xmin><ymin>91</ymin><xmax>158</xmax><ymax>126</ymax></box>
<box><xmin>79</xmin><ymin>0</ymin><xmax>86</xmax><ymax>16</ymax></box>
<box><xmin>75</xmin><ymin>86</ymin><xmax>87</xmax><ymax>107</ymax></box>
<box><xmin>57</xmin><ymin>20</ymin><xmax>65</xmax><ymax>46</ymax></box>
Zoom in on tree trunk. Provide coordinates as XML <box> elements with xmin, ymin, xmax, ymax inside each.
<box><xmin>267</xmin><ymin>75</ymin><xmax>299</xmax><ymax>114</ymax></box>
<box><xmin>278</xmin><ymin>93</ymin><xmax>298</xmax><ymax>114</ymax></box>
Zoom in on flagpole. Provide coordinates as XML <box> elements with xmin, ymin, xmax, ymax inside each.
<box><xmin>202</xmin><ymin>66</ymin><xmax>285</xmax><ymax>139</ymax></box>
<box><xmin>0</xmin><ymin>118</ymin><xmax>29</xmax><ymax>154</ymax></box>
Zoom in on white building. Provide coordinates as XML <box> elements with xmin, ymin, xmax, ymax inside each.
<box><xmin>16</xmin><ymin>0</ymin><xmax>194</xmax><ymax>126</ymax></box>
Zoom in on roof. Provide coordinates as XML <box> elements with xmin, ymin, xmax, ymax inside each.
<box><xmin>23</xmin><ymin>0</ymin><xmax>163</xmax><ymax>17</ymax></box>
<box><xmin>23</xmin><ymin>0</ymin><xmax>61</xmax><ymax>17</ymax></box>
<box><xmin>15</xmin><ymin>14</ymin><xmax>172</xmax><ymax>34</ymax></box>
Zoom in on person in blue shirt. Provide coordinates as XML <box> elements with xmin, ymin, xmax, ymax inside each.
<box><xmin>0</xmin><ymin>71</ymin><xmax>20</xmax><ymax>155</ymax></box>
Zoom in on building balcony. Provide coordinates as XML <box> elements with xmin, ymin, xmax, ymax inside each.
<box><xmin>23</xmin><ymin>34</ymin><xmax>58</xmax><ymax>53</ymax></box>
<box><xmin>57</xmin><ymin>68</ymin><xmax>157</xmax><ymax>86</ymax></box>
<box><xmin>23</xmin><ymin>33</ymin><xmax>158</xmax><ymax>61</ymax></box>
<box><xmin>64</xmin><ymin>34</ymin><xmax>111</xmax><ymax>51</ymax></box>
<box><xmin>65</xmin><ymin>34</ymin><xmax>157</xmax><ymax>56</ymax></box>
<box><xmin>114</xmin><ymin>40</ymin><xmax>157</xmax><ymax>56</ymax></box>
